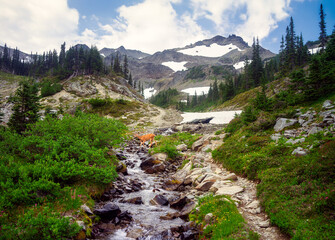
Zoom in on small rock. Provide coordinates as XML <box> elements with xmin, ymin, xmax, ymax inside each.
<box><xmin>222</xmin><ymin>173</ymin><xmax>238</xmax><ymax>181</ymax></box>
<box><xmin>150</xmin><ymin>194</ymin><xmax>169</xmax><ymax>206</ymax></box>
<box><xmin>179</xmin><ymin>201</ymin><xmax>196</xmax><ymax>220</ymax></box>
<box><xmin>204</xmin><ymin>213</ymin><xmax>214</xmax><ymax>224</ymax></box>
<box><xmin>270</xmin><ymin>133</ymin><xmax>282</xmax><ymax>142</ymax></box>
<box><xmin>176</xmin><ymin>143</ymin><xmax>188</xmax><ymax>151</ymax></box>
<box><xmin>195</xmin><ymin>181</ymin><xmax>215</xmax><ymax>192</ymax></box>
<box><xmin>259</xmin><ymin>220</ymin><xmax>270</xmax><ymax>228</ymax></box>
<box><xmin>292</xmin><ymin>147</ymin><xmax>308</xmax><ymax>156</ymax></box>
<box><xmin>170</xmin><ymin>196</ymin><xmax>188</xmax><ymax>210</ymax></box>
<box><xmin>93</xmin><ymin>203</ymin><xmax>121</xmax><ymax>221</ymax></box>
<box><xmin>246</xmin><ymin>200</ymin><xmax>259</xmax><ymax>209</ymax></box>
<box><xmin>81</xmin><ymin>204</ymin><xmax>93</xmax><ymax>215</ymax></box>
<box><xmin>123</xmin><ymin>197</ymin><xmax>143</xmax><ymax>205</ymax></box>
<box><xmin>308</xmin><ymin>126</ymin><xmax>323</xmax><ymax>136</ymax></box>
<box><xmin>127</xmin><ymin>228</ymin><xmax>143</xmax><ymax>239</ymax></box>
<box><xmin>152</xmin><ymin>153</ymin><xmax>168</xmax><ymax>162</ymax></box>
<box><xmin>76</xmin><ymin>221</ymin><xmax>86</xmax><ymax>230</ymax></box>
<box><xmin>215</xmin><ymin>186</ymin><xmax>244</xmax><ymax>196</ymax></box>
<box><xmin>323</xmin><ymin>100</ymin><xmax>334</xmax><ymax>109</ymax></box>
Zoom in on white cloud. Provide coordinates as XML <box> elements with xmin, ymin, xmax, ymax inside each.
<box><xmin>0</xmin><ymin>0</ymin><xmax>299</xmax><ymax>55</ymax></box>
<box><xmin>0</xmin><ymin>0</ymin><xmax>79</xmax><ymax>53</ymax></box>
<box><xmin>90</xmin><ymin>0</ymin><xmax>208</xmax><ymax>54</ymax></box>
<box><xmin>190</xmin><ymin>0</ymin><xmax>294</xmax><ymax>45</ymax></box>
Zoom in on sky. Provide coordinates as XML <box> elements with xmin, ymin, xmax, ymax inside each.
<box><xmin>0</xmin><ymin>0</ymin><xmax>334</xmax><ymax>55</ymax></box>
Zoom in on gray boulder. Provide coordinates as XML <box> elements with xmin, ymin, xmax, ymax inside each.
<box><xmin>308</xmin><ymin>127</ymin><xmax>323</xmax><ymax>136</ymax></box>
<box><xmin>274</xmin><ymin>118</ymin><xmax>298</xmax><ymax>132</ymax></box>
<box><xmin>292</xmin><ymin>147</ymin><xmax>308</xmax><ymax>156</ymax></box>
<box><xmin>323</xmin><ymin>100</ymin><xmax>334</xmax><ymax>109</ymax></box>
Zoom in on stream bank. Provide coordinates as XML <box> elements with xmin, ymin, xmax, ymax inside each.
<box><xmin>87</xmin><ymin>123</ymin><xmax>288</xmax><ymax>240</ymax></box>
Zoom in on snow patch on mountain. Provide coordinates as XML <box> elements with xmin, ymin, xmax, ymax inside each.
<box><xmin>181</xmin><ymin>87</ymin><xmax>210</xmax><ymax>96</ymax></box>
<box><xmin>233</xmin><ymin>60</ymin><xmax>252</xmax><ymax>70</ymax></box>
<box><xmin>308</xmin><ymin>47</ymin><xmax>322</xmax><ymax>54</ymax></box>
<box><xmin>161</xmin><ymin>61</ymin><xmax>188</xmax><ymax>72</ymax></box>
<box><xmin>144</xmin><ymin>88</ymin><xmax>157</xmax><ymax>99</ymax></box>
<box><xmin>178</xmin><ymin>43</ymin><xmax>242</xmax><ymax>58</ymax></box>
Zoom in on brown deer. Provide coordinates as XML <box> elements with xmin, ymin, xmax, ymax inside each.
<box><xmin>134</xmin><ymin>133</ymin><xmax>157</xmax><ymax>148</ymax></box>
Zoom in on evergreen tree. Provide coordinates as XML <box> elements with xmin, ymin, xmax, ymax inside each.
<box><xmin>319</xmin><ymin>4</ymin><xmax>327</xmax><ymax>51</ymax></box>
<box><xmin>284</xmin><ymin>17</ymin><xmax>297</xmax><ymax>71</ymax></box>
<box><xmin>113</xmin><ymin>53</ymin><xmax>122</xmax><ymax>74</ymax></box>
<box><xmin>279</xmin><ymin>35</ymin><xmax>286</xmax><ymax>71</ymax></box>
<box><xmin>59</xmin><ymin>42</ymin><xmax>66</xmax><ymax>67</ymax></box>
<box><xmin>207</xmin><ymin>83</ymin><xmax>213</xmax><ymax>102</ymax></box>
<box><xmin>128</xmin><ymin>73</ymin><xmax>133</xmax><ymax>87</ymax></box>
<box><xmin>250</xmin><ymin>38</ymin><xmax>263</xmax><ymax>86</ymax></box>
<box><xmin>212</xmin><ymin>79</ymin><xmax>219</xmax><ymax>101</ymax></box>
<box><xmin>8</xmin><ymin>80</ymin><xmax>40</xmax><ymax>133</ymax></box>
<box><xmin>325</xmin><ymin>26</ymin><xmax>335</xmax><ymax>61</ymax></box>
<box><xmin>2</xmin><ymin>44</ymin><xmax>10</xmax><ymax>70</ymax></box>
<box><xmin>192</xmin><ymin>91</ymin><xmax>198</xmax><ymax>107</ymax></box>
<box><xmin>123</xmin><ymin>55</ymin><xmax>129</xmax><ymax>79</ymax></box>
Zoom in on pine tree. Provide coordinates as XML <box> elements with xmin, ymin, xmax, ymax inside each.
<box><xmin>250</xmin><ymin>38</ymin><xmax>263</xmax><ymax>86</ymax></box>
<box><xmin>128</xmin><ymin>73</ymin><xmax>133</xmax><ymax>87</ymax></box>
<box><xmin>192</xmin><ymin>91</ymin><xmax>198</xmax><ymax>107</ymax></box>
<box><xmin>319</xmin><ymin>4</ymin><xmax>327</xmax><ymax>51</ymax></box>
<box><xmin>8</xmin><ymin>80</ymin><xmax>40</xmax><ymax>133</ymax></box>
<box><xmin>212</xmin><ymin>79</ymin><xmax>219</xmax><ymax>101</ymax></box>
<box><xmin>3</xmin><ymin>44</ymin><xmax>10</xmax><ymax>70</ymax></box>
<box><xmin>123</xmin><ymin>55</ymin><xmax>129</xmax><ymax>79</ymax></box>
<box><xmin>284</xmin><ymin>17</ymin><xmax>297</xmax><ymax>71</ymax></box>
<box><xmin>325</xmin><ymin>26</ymin><xmax>335</xmax><ymax>61</ymax></box>
<box><xmin>279</xmin><ymin>35</ymin><xmax>286</xmax><ymax>71</ymax></box>
<box><xmin>59</xmin><ymin>42</ymin><xmax>66</xmax><ymax>67</ymax></box>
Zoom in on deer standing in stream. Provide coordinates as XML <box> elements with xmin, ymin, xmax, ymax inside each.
<box><xmin>134</xmin><ymin>133</ymin><xmax>157</xmax><ymax>148</ymax></box>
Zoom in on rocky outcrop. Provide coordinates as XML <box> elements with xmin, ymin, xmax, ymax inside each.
<box><xmin>274</xmin><ymin>118</ymin><xmax>298</xmax><ymax>132</ymax></box>
<box><xmin>271</xmin><ymin>100</ymin><xmax>335</xmax><ymax>155</ymax></box>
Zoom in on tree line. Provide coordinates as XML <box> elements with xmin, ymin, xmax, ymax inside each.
<box><xmin>0</xmin><ymin>43</ymin><xmax>108</xmax><ymax>79</ymax></box>
<box><xmin>158</xmin><ymin>3</ymin><xmax>332</xmax><ymax>111</ymax></box>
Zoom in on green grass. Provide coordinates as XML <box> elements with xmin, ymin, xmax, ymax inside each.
<box><xmin>0</xmin><ymin>71</ymin><xmax>27</xmax><ymax>82</ymax></box>
<box><xmin>189</xmin><ymin>194</ymin><xmax>259</xmax><ymax>240</ymax></box>
<box><xmin>84</xmin><ymin>97</ymin><xmax>143</xmax><ymax>124</ymax></box>
<box><xmin>150</xmin><ymin>132</ymin><xmax>200</xmax><ymax>159</ymax></box>
<box><xmin>212</xmin><ymin>107</ymin><xmax>335</xmax><ymax>239</ymax></box>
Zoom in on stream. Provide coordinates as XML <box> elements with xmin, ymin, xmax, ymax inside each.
<box><xmin>93</xmin><ymin>140</ymin><xmax>197</xmax><ymax>240</ymax></box>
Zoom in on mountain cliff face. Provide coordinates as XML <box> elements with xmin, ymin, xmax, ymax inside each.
<box><xmin>0</xmin><ymin>35</ymin><xmax>276</xmax><ymax>95</ymax></box>
<box><xmin>99</xmin><ymin>35</ymin><xmax>276</xmax><ymax>94</ymax></box>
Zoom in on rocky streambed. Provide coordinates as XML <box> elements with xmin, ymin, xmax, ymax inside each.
<box><xmin>91</xmin><ymin>140</ymin><xmax>199</xmax><ymax>240</ymax></box>
<box><xmin>87</xmin><ymin>124</ymin><xmax>290</xmax><ymax>240</ymax></box>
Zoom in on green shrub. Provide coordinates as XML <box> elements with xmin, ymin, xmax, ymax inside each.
<box><xmin>0</xmin><ymin>113</ymin><xmax>127</xmax><ymax>239</ymax></box>
<box><xmin>40</xmin><ymin>82</ymin><xmax>62</xmax><ymax>98</ymax></box>
<box><xmin>2</xmin><ymin>206</ymin><xmax>81</xmax><ymax>240</ymax></box>
<box><xmin>190</xmin><ymin>194</ymin><xmax>259</xmax><ymax>240</ymax></box>
<box><xmin>88</xmin><ymin>97</ymin><xmax>111</xmax><ymax>108</ymax></box>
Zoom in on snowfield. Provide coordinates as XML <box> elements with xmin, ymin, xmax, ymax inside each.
<box><xmin>178</xmin><ymin>43</ymin><xmax>242</xmax><ymax>58</ymax></box>
<box><xmin>233</xmin><ymin>60</ymin><xmax>252</xmax><ymax>70</ymax></box>
<box><xmin>144</xmin><ymin>88</ymin><xmax>157</xmax><ymax>99</ymax></box>
<box><xmin>181</xmin><ymin>87</ymin><xmax>210</xmax><ymax>95</ymax></box>
<box><xmin>161</xmin><ymin>61</ymin><xmax>188</xmax><ymax>72</ymax></box>
<box><xmin>308</xmin><ymin>47</ymin><xmax>322</xmax><ymax>54</ymax></box>
<box><xmin>181</xmin><ymin>110</ymin><xmax>242</xmax><ymax>124</ymax></box>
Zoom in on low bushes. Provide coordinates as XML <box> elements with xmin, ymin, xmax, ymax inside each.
<box><xmin>212</xmin><ymin>107</ymin><xmax>335</xmax><ymax>239</ymax></box>
<box><xmin>189</xmin><ymin>194</ymin><xmax>259</xmax><ymax>240</ymax></box>
<box><xmin>0</xmin><ymin>113</ymin><xmax>127</xmax><ymax>239</ymax></box>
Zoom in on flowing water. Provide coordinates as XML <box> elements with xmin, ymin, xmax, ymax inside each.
<box><xmin>103</xmin><ymin>143</ymin><xmax>186</xmax><ymax>240</ymax></box>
